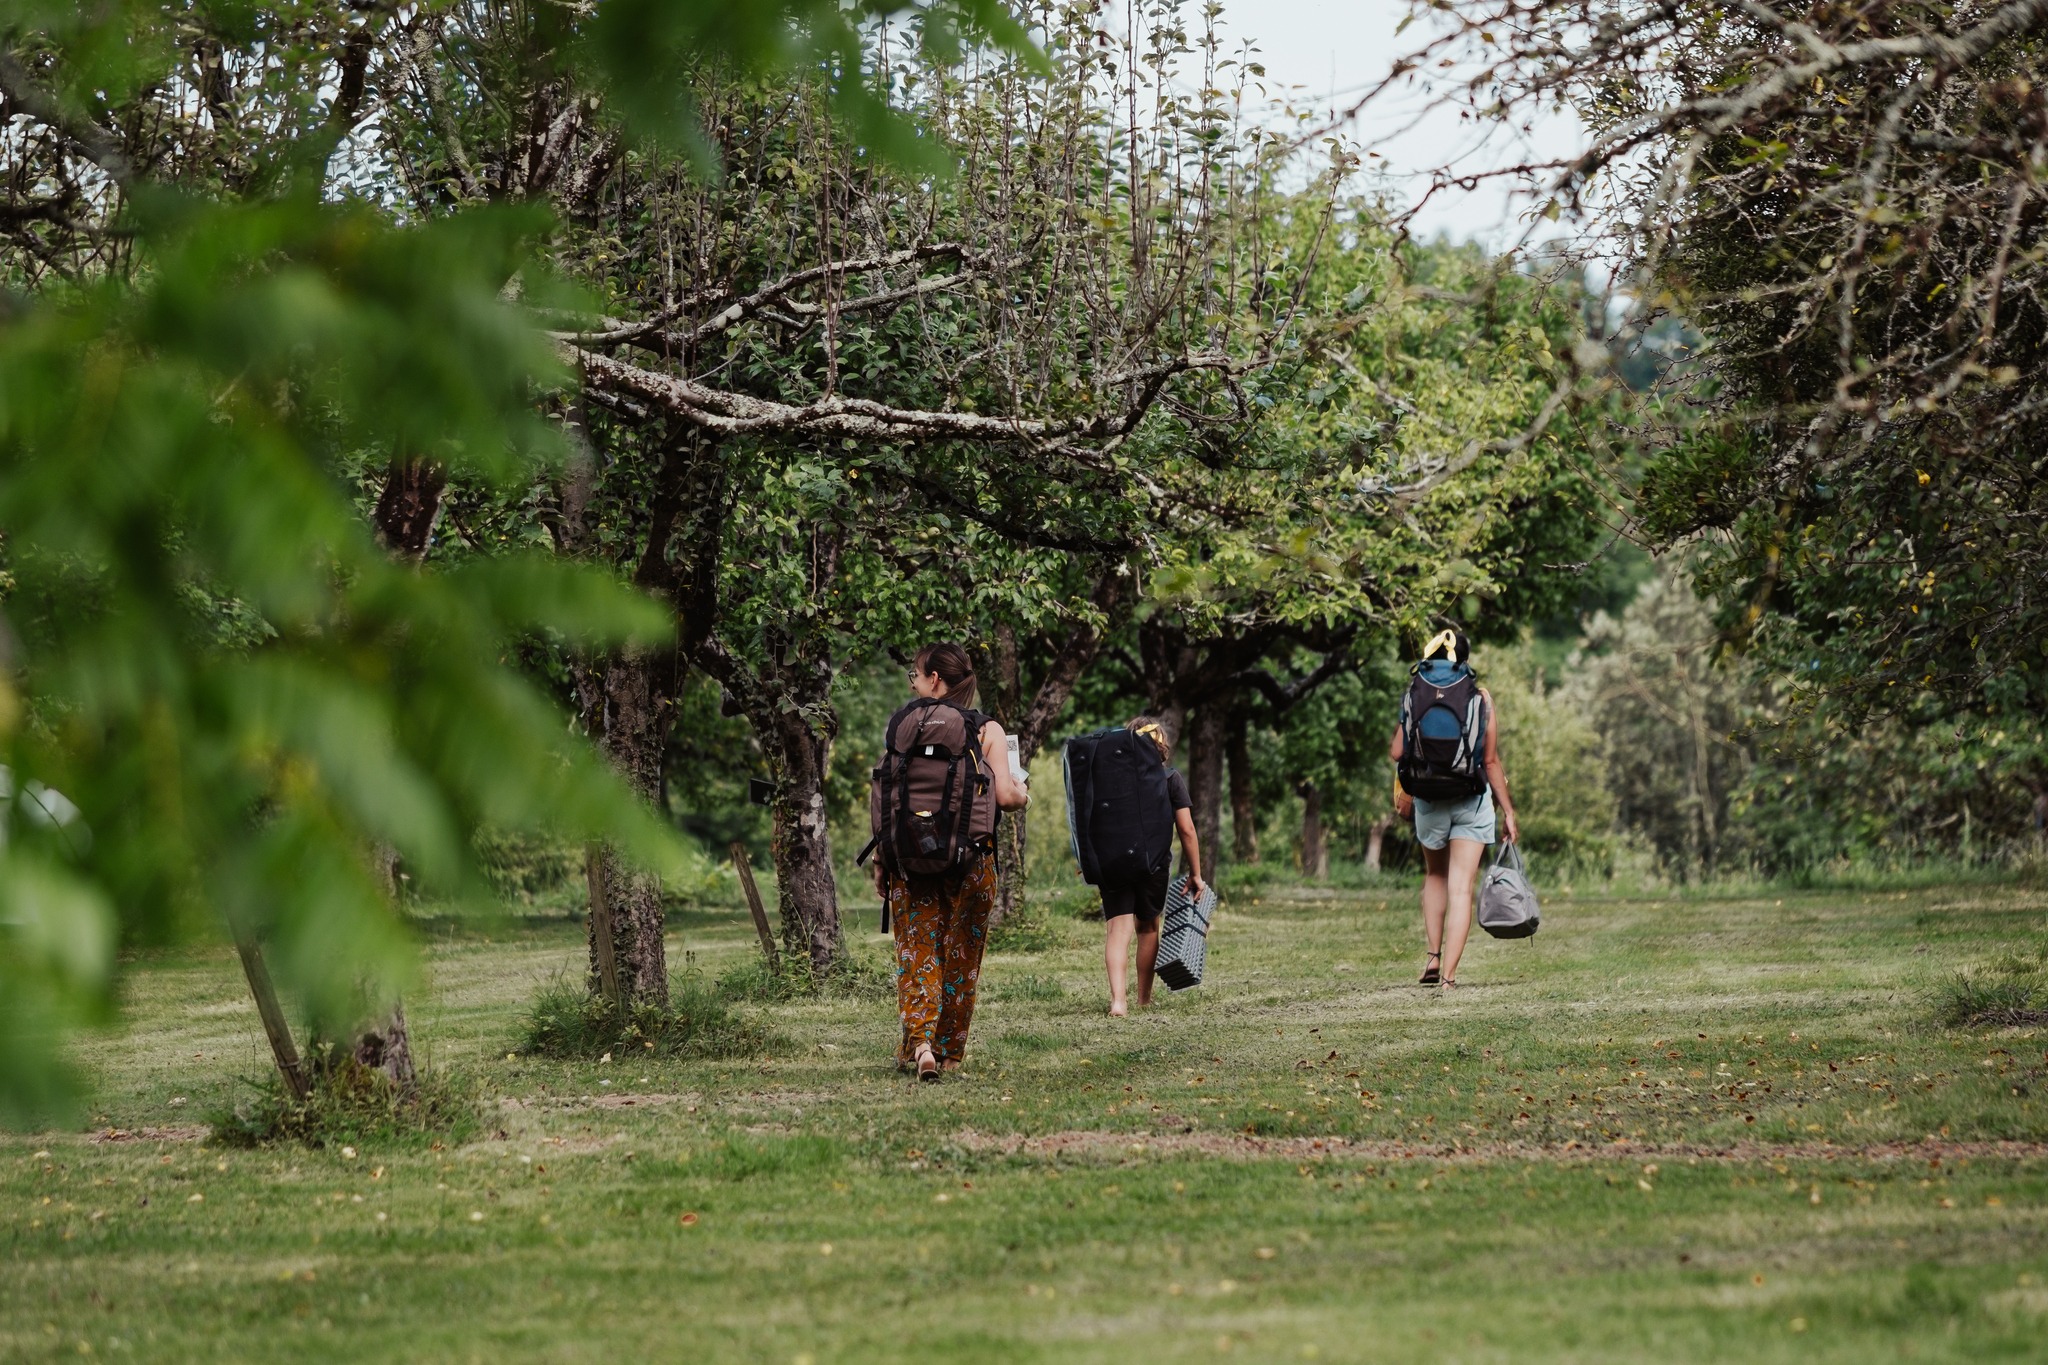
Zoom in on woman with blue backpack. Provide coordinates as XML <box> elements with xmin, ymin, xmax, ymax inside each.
<box><xmin>1389</xmin><ymin>630</ymin><xmax>1519</xmax><ymax>992</ymax></box>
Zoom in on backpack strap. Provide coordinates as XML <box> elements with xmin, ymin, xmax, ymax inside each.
<box><xmin>935</xmin><ymin>704</ymin><xmax>990</xmax><ymax>865</ymax></box>
<box><xmin>1470</xmin><ymin>690</ymin><xmax>1489</xmax><ymax>773</ymax></box>
<box><xmin>932</xmin><ymin>746</ymin><xmax>962</xmax><ymax>857</ymax></box>
<box><xmin>896</xmin><ymin>706</ymin><xmax>931</xmax><ymax>854</ymax></box>
<box><xmin>1455</xmin><ymin>684</ymin><xmax>1484</xmax><ymax>774</ymax></box>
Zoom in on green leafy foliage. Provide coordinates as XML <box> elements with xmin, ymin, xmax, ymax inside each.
<box><xmin>1483</xmin><ymin>639</ymin><xmax>1613</xmax><ymax>872</ymax></box>
<box><xmin>582</xmin><ymin>0</ymin><xmax>1042</xmax><ymax>172</ymax></box>
<box><xmin>1560</xmin><ymin>565</ymin><xmax>1751</xmax><ymax>880</ymax></box>
<box><xmin>0</xmin><ymin>0</ymin><xmax>1042</xmax><ymax>1122</ymax></box>
<box><xmin>0</xmin><ymin>195</ymin><xmax>690</xmax><ymax>1122</ymax></box>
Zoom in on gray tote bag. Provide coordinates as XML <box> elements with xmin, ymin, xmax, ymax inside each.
<box><xmin>1477</xmin><ymin>841</ymin><xmax>1540</xmax><ymax>939</ymax></box>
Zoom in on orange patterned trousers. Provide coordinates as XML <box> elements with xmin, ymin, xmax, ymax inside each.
<box><xmin>886</xmin><ymin>852</ymin><xmax>995</xmax><ymax>1067</ymax></box>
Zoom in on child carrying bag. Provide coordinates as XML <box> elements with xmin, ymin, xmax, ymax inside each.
<box><xmin>1062</xmin><ymin>727</ymin><xmax>1174</xmax><ymax>886</ymax></box>
<box><xmin>1476</xmin><ymin>841</ymin><xmax>1540</xmax><ymax>939</ymax></box>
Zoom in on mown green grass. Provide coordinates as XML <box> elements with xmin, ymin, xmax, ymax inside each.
<box><xmin>5</xmin><ymin>878</ymin><xmax>2047</xmax><ymax>1362</ymax></box>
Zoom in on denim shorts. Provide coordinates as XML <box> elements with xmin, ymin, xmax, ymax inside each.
<box><xmin>1413</xmin><ymin>790</ymin><xmax>1495</xmax><ymax>849</ymax></box>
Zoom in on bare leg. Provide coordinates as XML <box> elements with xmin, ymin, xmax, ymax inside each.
<box><xmin>1105</xmin><ymin>915</ymin><xmax>1136</xmax><ymax>1015</ymax></box>
<box><xmin>1420</xmin><ymin>844</ymin><xmax>1450</xmax><ymax>978</ymax></box>
<box><xmin>1134</xmin><ymin>922</ymin><xmax>1161</xmax><ymax>1007</ymax></box>
<box><xmin>1439</xmin><ymin>837</ymin><xmax>1486</xmax><ymax>985</ymax></box>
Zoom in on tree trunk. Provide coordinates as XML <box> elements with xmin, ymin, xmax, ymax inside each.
<box><xmin>978</xmin><ymin>625</ymin><xmax>1029</xmax><ymax>928</ymax></box>
<box><xmin>768</xmin><ymin>716</ymin><xmax>841</xmax><ymax>976</ymax></box>
<box><xmin>1186</xmin><ymin>703</ymin><xmax>1226</xmax><ymax>879</ymax></box>
<box><xmin>1298</xmin><ymin>780</ymin><xmax>1329</xmax><ymax>881</ymax></box>
<box><xmin>345</xmin><ymin>457</ymin><xmax>451</xmax><ymax>1091</ymax></box>
<box><xmin>1228</xmin><ymin>709</ymin><xmax>1259</xmax><ymax>863</ymax></box>
<box><xmin>578</xmin><ymin>644</ymin><xmax>674</xmax><ymax>1008</ymax></box>
<box><xmin>343</xmin><ymin>1001</ymin><xmax>418</xmax><ymax>1090</ymax></box>
<box><xmin>585</xmin><ymin>844</ymin><xmax>669</xmax><ymax>1008</ymax></box>
<box><xmin>979</xmin><ymin>572</ymin><xmax>1126</xmax><ymax>926</ymax></box>
<box><xmin>1365</xmin><ymin>814</ymin><xmax>1393</xmax><ymax>873</ymax></box>
<box><xmin>694</xmin><ymin>637</ymin><xmax>842</xmax><ymax>978</ymax></box>
<box><xmin>556</xmin><ymin>417</ymin><xmax>709</xmax><ymax>1011</ymax></box>
<box><xmin>372</xmin><ymin>457</ymin><xmax>446</xmax><ymax>559</ymax></box>
<box><xmin>338</xmin><ymin>844</ymin><xmax>422</xmax><ymax>1095</ymax></box>
<box><xmin>1155</xmin><ymin>701</ymin><xmax>1188</xmax><ymax>753</ymax></box>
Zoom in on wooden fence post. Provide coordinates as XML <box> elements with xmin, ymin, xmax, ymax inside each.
<box><xmin>227</xmin><ymin>920</ymin><xmax>310</xmax><ymax>1102</ymax></box>
<box><xmin>729</xmin><ymin>842</ymin><xmax>780</xmax><ymax>974</ymax></box>
<box><xmin>585</xmin><ymin>842</ymin><xmax>622</xmax><ymax>1006</ymax></box>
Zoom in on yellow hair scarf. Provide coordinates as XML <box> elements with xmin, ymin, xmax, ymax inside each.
<box><xmin>1422</xmin><ymin>628</ymin><xmax>1460</xmax><ymax>662</ymax></box>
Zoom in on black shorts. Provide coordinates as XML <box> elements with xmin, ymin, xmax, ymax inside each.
<box><xmin>1099</xmin><ymin>868</ymin><xmax>1170</xmax><ymax>925</ymax></box>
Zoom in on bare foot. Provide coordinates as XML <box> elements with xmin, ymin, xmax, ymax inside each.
<box><xmin>1108</xmin><ymin>1002</ymin><xmax>1128</xmax><ymax>1018</ymax></box>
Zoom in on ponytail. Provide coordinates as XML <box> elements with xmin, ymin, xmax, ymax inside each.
<box><xmin>1127</xmin><ymin>714</ymin><xmax>1171</xmax><ymax>761</ymax></box>
<box><xmin>1422</xmin><ymin>629</ymin><xmax>1471</xmax><ymax>664</ymax></box>
<box><xmin>913</xmin><ymin>642</ymin><xmax>978</xmax><ymax>708</ymax></box>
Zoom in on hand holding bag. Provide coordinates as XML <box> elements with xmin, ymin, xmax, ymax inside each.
<box><xmin>1476</xmin><ymin>841</ymin><xmax>1540</xmax><ymax>939</ymax></box>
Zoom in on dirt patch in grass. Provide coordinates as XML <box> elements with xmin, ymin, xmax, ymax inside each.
<box><xmin>498</xmin><ymin>1087</ymin><xmax>841</xmax><ymax>1115</ymax></box>
<box><xmin>85</xmin><ymin>1124</ymin><xmax>211</xmax><ymax>1145</ymax></box>
<box><xmin>499</xmin><ymin>1092</ymin><xmax>705</xmax><ymax>1113</ymax></box>
<box><xmin>952</xmin><ymin>1127</ymin><xmax>2048</xmax><ymax>1165</ymax></box>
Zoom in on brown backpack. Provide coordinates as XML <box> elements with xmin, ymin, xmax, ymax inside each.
<box><xmin>866</xmin><ymin>698</ymin><xmax>997</xmax><ymax>881</ymax></box>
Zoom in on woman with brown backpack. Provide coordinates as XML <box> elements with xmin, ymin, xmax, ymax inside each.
<box><xmin>866</xmin><ymin>643</ymin><xmax>1030</xmax><ymax>1080</ymax></box>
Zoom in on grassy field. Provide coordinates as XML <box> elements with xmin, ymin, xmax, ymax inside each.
<box><xmin>5</xmin><ymin>874</ymin><xmax>2048</xmax><ymax>1362</ymax></box>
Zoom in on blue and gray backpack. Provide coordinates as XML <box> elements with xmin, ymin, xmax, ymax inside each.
<box><xmin>1397</xmin><ymin>657</ymin><xmax>1488</xmax><ymax>801</ymax></box>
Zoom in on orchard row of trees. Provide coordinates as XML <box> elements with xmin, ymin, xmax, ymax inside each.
<box><xmin>5</xmin><ymin>0</ymin><xmax>2043</xmax><ymax>1122</ymax></box>
<box><xmin>0</xmin><ymin>0</ymin><xmax>1602</xmax><ymax>1118</ymax></box>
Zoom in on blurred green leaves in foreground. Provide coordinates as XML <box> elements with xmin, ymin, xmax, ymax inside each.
<box><xmin>0</xmin><ymin>195</ymin><xmax>681</xmax><ymax>1124</ymax></box>
<box><xmin>0</xmin><ymin>0</ymin><xmax>1040</xmax><ymax>1124</ymax></box>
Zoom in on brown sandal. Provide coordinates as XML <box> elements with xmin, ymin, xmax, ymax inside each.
<box><xmin>1419</xmin><ymin>951</ymin><xmax>1441</xmax><ymax>986</ymax></box>
<box><xmin>916</xmin><ymin>1046</ymin><xmax>940</xmax><ymax>1082</ymax></box>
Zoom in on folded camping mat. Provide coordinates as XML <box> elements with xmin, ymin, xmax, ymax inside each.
<box><xmin>1154</xmin><ymin>875</ymin><xmax>1217</xmax><ymax>991</ymax></box>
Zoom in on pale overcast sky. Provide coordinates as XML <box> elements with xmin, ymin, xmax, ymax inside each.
<box><xmin>1218</xmin><ymin>0</ymin><xmax>1586</xmax><ymax>247</ymax></box>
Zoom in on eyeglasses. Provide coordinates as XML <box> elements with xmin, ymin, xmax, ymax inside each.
<box><xmin>905</xmin><ymin>669</ymin><xmax>922</xmax><ymax>684</ymax></box>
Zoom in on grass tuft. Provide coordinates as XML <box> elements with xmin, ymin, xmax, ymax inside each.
<box><xmin>716</xmin><ymin>949</ymin><xmax>893</xmax><ymax>1003</ymax></box>
<box><xmin>1934</xmin><ymin>952</ymin><xmax>2048</xmax><ymax>1028</ymax></box>
<box><xmin>991</xmin><ymin>971</ymin><xmax>1067</xmax><ymax>1002</ymax></box>
<box><xmin>518</xmin><ymin>971</ymin><xmax>770</xmax><ymax>1059</ymax></box>
<box><xmin>990</xmin><ymin>893</ymin><xmax>1082</xmax><ymax>953</ymax></box>
<box><xmin>208</xmin><ymin>1064</ymin><xmax>478</xmax><ymax>1150</ymax></box>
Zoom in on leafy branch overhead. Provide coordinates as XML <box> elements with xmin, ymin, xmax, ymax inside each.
<box><xmin>0</xmin><ymin>0</ymin><xmax>1619</xmax><ymax>1121</ymax></box>
<box><xmin>1365</xmin><ymin>0</ymin><xmax>2048</xmax><ymax>721</ymax></box>
<box><xmin>0</xmin><ymin>0</ymin><xmax>1047</xmax><ymax>1121</ymax></box>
